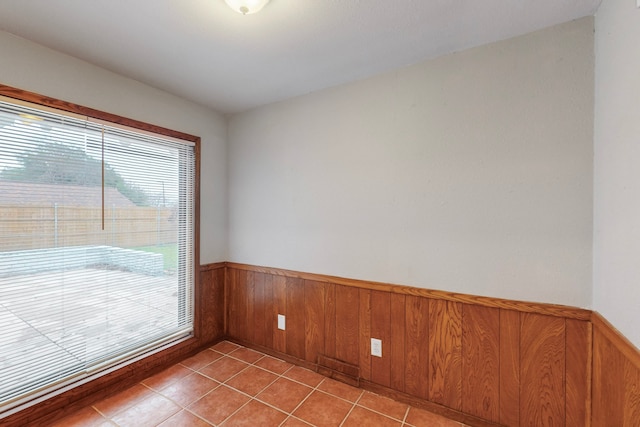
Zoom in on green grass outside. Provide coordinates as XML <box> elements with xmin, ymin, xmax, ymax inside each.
<box><xmin>132</xmin><ymin>244</ymin><xmax>178</xmax><ymax>270</ymax></box>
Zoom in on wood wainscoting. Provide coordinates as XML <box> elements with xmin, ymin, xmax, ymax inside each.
<box><xmin>6</xmin><ymin>260</ymin><xmax>639</xmax><ymax>426</ymax></box>
<box><xmin>592</xmin><ymin>312</ymin><xmax>640</xmax><ymax>426</ymax></box>
<box><xmin>199</xmin><ymin>262</ymin><xmax>226</xmax><ymax>343</ymax></box>
<box><xmin>2</xmin><ymin>262</ymin><xmax>226</xmax><ymax>427</ymax></box>
<box><xmin>225</xmin><ymin>263</ymin><xmax>592</xmax><ymax>427</ymax></box>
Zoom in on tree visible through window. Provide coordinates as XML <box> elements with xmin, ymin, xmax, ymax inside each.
<box><xmin>1</xmin><ymin>139</ymin><xmax>151</xmax><ymax>206</ymax></box>
<box><xmin>0</xmin><ymin>97</ymin><xmax>196</xmax><ymax>411</ymax></box>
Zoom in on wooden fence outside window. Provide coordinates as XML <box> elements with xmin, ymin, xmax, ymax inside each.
<box><xmin>0</xmin><ymin>205</ymin><xmax>177</xmax><ymax>251</ymax></box>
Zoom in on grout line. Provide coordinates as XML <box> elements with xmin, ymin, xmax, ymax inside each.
<box><xmin>401</xmin><ymin>405</ymin><xmax>410</xmax><ymax>425</ymax></box>
<box><xmin>213</xmin><ymin>388</ymin><xmax>258</xmax><ymax>426</ymax></box>
<box><xmin>148</xmin><ymin>373</ymin><xmax>222</xmax><ymax>409</ymax></box>
<box><xmin>91</xmin><ymin>342</ymin><xmax>460</xmax><ymax>427</ymax></box>
<box><xmin>338</xmin><ymin>389</ymin><xmax>362</xmax><ymax>427</ymax></box>
<box><xmin>94</xmin><ymin>381</ymin><xmax>159</xmax><ymax>422</ymax></box>
<box><xmin>161</xmin><ymin>359</ymin><xmax>227</xmax><ymax>423</ymax></box>
<box><xmin>107</xmin><ymin>383</ymin><xmax>184</xmax><ymax>427</ymax></box>
<box><xmin>210</xmin><ymin>342</ymin><xmax>241</xmax><ymax>355</ymax></box>
<box><xmin>313</xmin><ymin>385</ymin><xmax>363</xmax><ymax>406</ymax></box>
<box><xmin>90</xmin><ymin>344</ymin><xmax>269</xmax><ymax>426</ymax></box>
<box><xmin>194</xmin><ymin>355</ymin><xmax>252</xmax><ymax>384</ymax></box>
<box><xmin>252</xmin><ymin>354</ymin><xmax>297</xmax><ymax>375</ymax></box>
<box><xmin>180</xmin><ymin>407</ymin><xmax>216</xmax><ymax>426</ymax></box>
<box><xmin>213</xmin><ymin>358</ymin><xmax>291</xmax><ymax>426</ymax></box>
<box><xmin>231</xmin><ymin>355</ymin><xmax>289</xmax><ymax>375</ymax></box>
<box><xmin>182</xmin><ymin>352</ymin><xmax>225</xmax><ymax>373</ymax></box>
<box><xmin>225</xmin><ymin>367</ymin><xmax>281</xmax><ymax>396</ymax></box>
<box><xmin>221</xmin><ymin>358</ymin><xmax>253</xmax><ymax>381</ymax></box>
<box><xmin>280</xmin><ymin>365</ymin><xmax>325</xmax><ymax>390</ymax></box>
<box><xmin>225</xmin><ymin>353</ymin><xmax>410</xmax><ymax>425</ymax></box>
<box><xmin>216</xmin><ymin>379</ymin><xmax>291</xmax><ymax>425</ymax></box>
<box><xmin>187</xmin><ymin>351</ymin><xmax>294</xmax><ymax>422</ymax></box>
<box><xmin>353</xmin><ymin>400</ymin><xmax>407</xmax><ymax>423</ymax></box>
<box><xmin>256</xmin><ymin>366</ymin><xmax>314</xmax><ymax>413</ymax></box>
<box><xmin>279</xmin><ymin>415</ymin><xmax>315</xmax><ymax>426</ymax></box>
<box><xmin>280</xmin><ymin>367</ymin><xmax>331</xmax><ymax>423</ymax></box>
<box><xmin>91</xmin><ymin>405</ymin><xmax>108</xmax><ymax>418</ymax></box>
<box><xmin>151</xmin><ymin>405</ymin><xmax>181</xmax><ymax>427</ymax></box>
<box><xmin>92</xmin><ymin>406</ymin><xmax>121</xmax><ymax>427</ymax></box>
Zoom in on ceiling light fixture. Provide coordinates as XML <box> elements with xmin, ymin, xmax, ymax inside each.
<box><xmin>224</xmin><ymin>0</ymin><xmax>270</xmax><ymax>15</ymax></box>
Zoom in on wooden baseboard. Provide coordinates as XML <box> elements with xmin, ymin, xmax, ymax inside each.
<box><xmin>359</xmin><ymin>380</ymin><xmax>501</xmax><ymax>427</ymax></box>
<box><xmin>316</xmin><ymin>355</ymin><xmax>359</xmax><ymax>387</ymax></box>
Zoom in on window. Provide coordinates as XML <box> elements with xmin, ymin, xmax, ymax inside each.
<box><xmin>0</xmin><ymin>94</ymin><xmax>197</xmax><ymax>412</ymax></box>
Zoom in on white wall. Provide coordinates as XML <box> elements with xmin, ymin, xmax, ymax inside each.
<box><xmin>594</xmin><ymin>0</ymin><xmax>640</xmax><ymax>348</ymax></box>
<box><xmin>0</xmin><ymin>31</ymin><xmax>227</xmax><ymax>264</ymax></box>
<box><xmin>228</xmin><ymin>18</ymin><xmax>595</xmax><ymax>307</ymax></box>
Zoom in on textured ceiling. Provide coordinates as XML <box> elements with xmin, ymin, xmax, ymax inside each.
<box><xmin>0</xmin><ymin>0</ymin><xmax>601</xmax><ymax>114</ymax></box>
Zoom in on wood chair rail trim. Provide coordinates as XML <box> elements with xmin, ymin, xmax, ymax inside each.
<box><xmin>225</xmin><ymin>262</ymin><xmax>591</xmax><ymax>320</ymax></box>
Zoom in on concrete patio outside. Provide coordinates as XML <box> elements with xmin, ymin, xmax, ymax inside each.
<box><xmin>0</xmin><ymin>267</ymin><xmax>187</xmax><ymax>405</ymax></box>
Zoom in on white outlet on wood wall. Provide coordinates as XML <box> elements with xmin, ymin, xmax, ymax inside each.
<box><xmin>277</xmin><ymin>314</ymin><xmax>286</xmax><ymax>330</ymax></box>
<box><xmin>371</xmin><ymin>338</ymin><xmax>382</xmax><ymax>357</ymax></box>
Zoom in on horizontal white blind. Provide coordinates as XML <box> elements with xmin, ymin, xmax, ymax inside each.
<box><xmin>0</xmin><ymin>100</ymin><xmax>195</xmax><ymax>410</ymax></box>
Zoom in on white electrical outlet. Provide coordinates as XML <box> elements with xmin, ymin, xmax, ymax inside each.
<box><xmin>371</xmin><ymin>338</ymin><xmax>382</xmax><ymax>357</ymax></box>
<box><xmin>277</xmin><ymin>314</ymin><xmax>286</xmax><ymax>330</ymax></box>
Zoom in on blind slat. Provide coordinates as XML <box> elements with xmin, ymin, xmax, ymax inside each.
<box><xmin>0</xmin><ymin>99</ymin><xmax>195</xmax><ymax>410</ymax></box>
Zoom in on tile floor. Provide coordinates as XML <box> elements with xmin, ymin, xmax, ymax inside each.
<box><xmin>49</xmin><ymin>341</ymin><xmax>467</xmax><ymax>427</ymax></box>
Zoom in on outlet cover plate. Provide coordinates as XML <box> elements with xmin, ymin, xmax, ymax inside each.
<box><xmin>371</xmin><ymin>338</ymin><xmax>382</xmax><ymax>357</ymax></box>
<box><xmin>277</xmin><ymin>314</ymin><xmax>286</xmax><ymax>330</ymax></box>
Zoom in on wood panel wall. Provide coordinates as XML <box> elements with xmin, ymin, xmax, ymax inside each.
<box><xmin>6</xmin><ymin>258</ymin><xmax>640</xmax><ymax>426</ymax></box>
<box><xmin>199</xmin><ymin>263</ymin><xmax>226</xmax><ymax>343</ymax></box>
<box><xmin>592</xmin><ymin>313</ymin><xmax>640</xmax><ymax>427</ymax></box>
<box><xmin>225</xmin><ymin>263</ymin><xmax>592</xmax><ymax>427</ymax></box>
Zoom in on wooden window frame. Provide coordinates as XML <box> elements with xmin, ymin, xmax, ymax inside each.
<box><xmin>0</xmin><ymin>84</ymin><xmax>213</xmax><ymax>427</ymax></box>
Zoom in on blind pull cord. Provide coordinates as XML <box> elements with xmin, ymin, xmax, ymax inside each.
<box><xmin>101</xmin><ymin>126</ymin><xmax>105</xmax><ymax>230</ymax></box>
